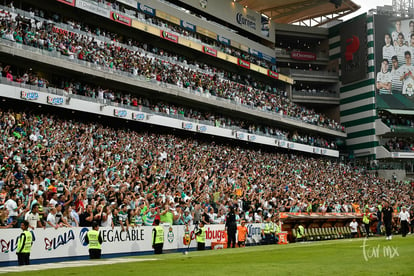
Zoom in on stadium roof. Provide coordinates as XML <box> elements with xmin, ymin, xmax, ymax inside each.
<box><xmin>236</xmin><ymin>0</ymin><xmax>361</xmax><ymax>27</ymax></box>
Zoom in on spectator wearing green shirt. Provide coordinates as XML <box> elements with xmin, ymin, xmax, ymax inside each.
<box><xmin>160</xmin><ymin>204</ymin><xmax>174</xmax><ymax>226</ymax></box>
<box><xmin>118</xmin><ymin>204</ymin><xmax>129</xmax><ymax>232</ymax></box>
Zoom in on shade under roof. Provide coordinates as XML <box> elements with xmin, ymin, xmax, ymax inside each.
<box><xmin>236</xmin><ymin>0</ymin><xmax>361</xmax><ymax>27</ymax></box>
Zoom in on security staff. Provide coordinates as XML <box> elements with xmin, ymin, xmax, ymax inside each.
<box><xmin>363</xmin><ymin>209</ymin><xmax>372</xmax><ymax>238</ymax></box>
<box><xmin>85</xmin><ymin>221</ymin><xmax>103</xmax><ymax>259</ymax></box>
<box><xmin>296</xmin><ymin>224</ymin><xmax>305</xmax><ymax>241</ymax></box>
<box><xmin>152</xmin><ymin>218</ymin><xmax>164</xmax><ymax>254</ymax></box>
<box><xmin>225</xmin><ymin>206</ymin><xmax>237</xmax><ymax>248</ymax></box>
<box><xmin>261</xmin><ymin>215</ymin><xmax>273</xmax><ymax>244</ymax></box>
<box><xmin>16</xmin><ymin>220</ymin><xmax>32</xmax><ymax>265</ymax></box>
<box><xmin>195</xmin><ymin>221</ymin><xmax>206</xmax><ymax>250</ymax></box>
<box><xmin>273</xmin><ymin>217</ymin><xmax>281</xmax><ymax>243</ymax></box>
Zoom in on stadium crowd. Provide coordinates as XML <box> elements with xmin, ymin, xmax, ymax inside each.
<box><xmin>385</xmin><ymin>137</ymin><xmax>414</xmax><ymax>152</ymax></box>
<box><xmin>0</xmin><ymin>6</ymin><xmax>345</xmax><ymax>132</ymax></box>
<box><xmin>0</xmin><ymin>108</ymin><xmax>412</xmax><ymax>231</ymax></box>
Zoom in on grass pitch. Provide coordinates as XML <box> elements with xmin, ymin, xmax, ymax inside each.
<box><xmin>4</xmin><ymin>236</ymin><xmax>414</xmax><ymax>276</ymax></box>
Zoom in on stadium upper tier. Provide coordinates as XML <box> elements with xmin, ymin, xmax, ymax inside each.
<box><xmin>0</xmin><ymin>6</ymin><xmax>345</xmax><ymax>136</ymax></box>
<box><xmin>0</xmin><ymin>63</ymin><xmax>338</xmax><ymax>150</ymax></box>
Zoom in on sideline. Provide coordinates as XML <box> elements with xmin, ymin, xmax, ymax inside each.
<box><xmin>0</xmin><ymin>258</ymin><xmax>157</xmax><ymax>274</ymax></box>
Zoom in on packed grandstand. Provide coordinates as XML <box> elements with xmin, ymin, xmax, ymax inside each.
<box><xmin>0</xmin><ymin>0</ymin><xmax>413</xmax><ymax>264</ymax></box>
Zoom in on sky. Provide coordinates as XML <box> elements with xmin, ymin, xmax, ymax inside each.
<box><xmin>343</xmin><ymin>0</ymin><xmax>393</xmax><ymax>20</ymax></box>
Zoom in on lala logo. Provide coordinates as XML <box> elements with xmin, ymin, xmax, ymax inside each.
<box><xmin>1</xmin><ymin>231</ymin><xmax>36</xmax><ymax>253</ymax></box>
<box><xmin>44</xmin><ymin>230</ymin><xmax>75</xmax><ymax>251</ymax></box>
<box><xmin>1</xmin><ymin>237</ymin><xmax>19</xmax><ymax>253</ymax></box>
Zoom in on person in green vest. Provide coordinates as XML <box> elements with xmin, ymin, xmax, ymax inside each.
<box><xmin>85</xmin><ymin>221</ymin><xmax>103</xmax><ymax>259</ymax></box>
<box><xmin>261</xmin><ymin>215</ymin><xmax>273</xmax><ymax>245</ymax></box>
<box><xmin>16</xmin><ymin>220</ymin><xmax>32</xmax><ymax>265</ymax></box>
<box><xmin>195</xmin><ymin>221</ymin><xmax>206</xmax><ymax>250</ymax></box>
<box><xmin>296</xmin><ymin>224</ymin><xmax>305</xmax><ymax>241</ymax></box>
<box><xmin>363</xmin><ymin>209</ymin><xmax>372</xmax><ymax>238</ymax></box>
<box><xmin>152</xmin><ymin>218</ymin><xmax>164</xmax><ymax>254</ymax></box>
<box><xmin>273</xmin><ymin>217</ymin><xmax>281</xmax><ymax>243</ymax></box>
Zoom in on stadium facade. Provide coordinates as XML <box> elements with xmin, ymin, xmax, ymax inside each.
<box><xmin>0</xmin><ymin>0</ymin><xmax>412</xmax><ymax>177</ymax></box>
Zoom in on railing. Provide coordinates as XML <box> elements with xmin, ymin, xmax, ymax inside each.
<box><xmin>289</xmin><ymin>69</ymin><xmax>338</xmax><ymax>77</ymax></box>
<box><xmin>0</xmin><ymin>76</ymin><xmax>291</xmax><ymax>141</ymax></box>
<box><xmin>292</xmin><ymin>90</ymin><xmax>339</xmax><ymax>98</ymax></box>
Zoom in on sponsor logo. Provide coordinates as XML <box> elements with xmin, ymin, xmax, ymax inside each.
<box><xmin>217</xmin><ymin>35</ymin><xmax>230</xmax><ymax>45</ymax></box>
<box><xmin>161</xmin><ymin>31</ymin><xmax>178</xmax><ymax>43</ymax></box>
<box><xmin>110</xmin><ymin>12</ymin><xmax>131</xmax><ymax>26</ymax></box>
<box><xmin>197</xmin><ymin>125</ymin><xmax>207</xmax><ymax>132</ymax></box>
<box><xmin>47</xmin><ymin>96</ymin><xmax>64</xmax><ymax>105</ymax></box>
<box><xmin>212</xmin><ymin>243</ymin><xmax>224</xmax><ymax>249</ymax></box>
<box><xmin>44</xmin><ymin>230</ymin><xmax>75</xmax><ymax>251</ymax></box>
<box><xmin>52</xmin><ymin>26</ymin><xmax>76</xmax><ymax>37</ymax></box>
<box><xmin>291</xmin><ymin>51</ymin><xmax>316</xmax><ymax>61</ymax></box>
<box><xmin>249</xmin><ymin>48</ymin><xmax>260</xmax><ymax>56</ymax></box>
<box><xmin>57</xmin><ymin>0</ymin><xmax>75</xmax><ymax>6</ymax></box>
<box><xmin>202</xmin><ymin>46</ymin><xmax>217</xmax><ymax>57</ymax></box>
<box><xmin>138</xmin><ymin>3</ymin><xmax>155</xmax><ymax>15</ymax></box>
<box><xmin>101</xmin><ymin>228</ymin><xmax>144</xmax><ymax>242</ymax></box>
<box><xmin>138</xmin><ymin>3</ymin><xmax>155</xmax><ymax>16</ymax></box>
<box><xmin>199</xmin><ymin>0</ymin><xmax>208</xmax><ymax>9</ymax></box>
<box><xmin>236</xmin><ymin>13</ymin><xmax>256</xmax><ymax>30</ymax></box>
<box><xmin>79</xmin><ymin>228</ymin><xmax>89</xmax><ymax>247</ymax></box>
<box><xmin>248</xmin><ymin>135</ymin><xmax>256</xmax><ymax>141</ymax></box>
<box><xmin>268</xmin><ymin>70</ymin><xmax>279</xmax><ymax>79</ymax></box>
<box><xmin>182</xmin><ymin>122</ymin><xmax>193</xmax><ymax>130</ymax></box>
<box><xmin>236</xmin><ymin>132</ymin><xmax>245</xmax><ymax>139</ymax></box>
<box><xmin>345</xmin><ymin>35</ymin><xmax>360</xmax><ymax>61</ymax></box>
<box><xmin>114</xmin><ymin>109</ymin><xmax>127</xmax><ymax>118</ymax></box>
<box><xmin>205</xmin><ymin>229</ymin><xmax>225</xmax><ymax>241</ymax></box>
<box><xmin>183</xmin><ymin>225</ymin><xmax>191</xmax><ymax>245</ymax></box>
<box><xmin>167</xmin><ymin>226</ymin><xmax>174</xmax><ymax>243</ymax></box>
<box><xmin>238</xmin><ymin>59</ymin><xmax>250</xmax><ymax>69</ymax></box>
<box><xmin>246</xmin><ymin>224</ymin><xmax>261</xmax><ymax>238</ymax></box>
<box><xmin>21</xmin><ymin>91</ymin><xmax>39</xmax><ymax>100</ymax></box>
<box><xmin>1</xmin><ymin>231</ymin><xmax>36</xmax><ymax>253</ymax></box>
<box><xmin>181</xmin><ymin>21</ymin><xmax>196</xmax><ymax>32</ymax></box>
<box><xmin>77</xmin><ymin>0</ymin><xmax>109</xmax><ymax>16</ymax></box>
<box><xmin>132</xmin><ymin>113</ymin><xmax>145</xmax><ymax>120</ymax></box>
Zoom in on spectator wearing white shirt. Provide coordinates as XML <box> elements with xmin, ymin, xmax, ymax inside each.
<box><xmin>24</xmin><ymin>203</ymin><xmax>42</xmax><ymax>229</ymax></box>
<box><xmin>5</xmin><ymin>192</ymin><xmax>18</xmax><ymax>228</ymax></box>
<box><xmin>46</xmin><ymin>207</ymin><xmax>59</xmax><ymax>229</ymax></box>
